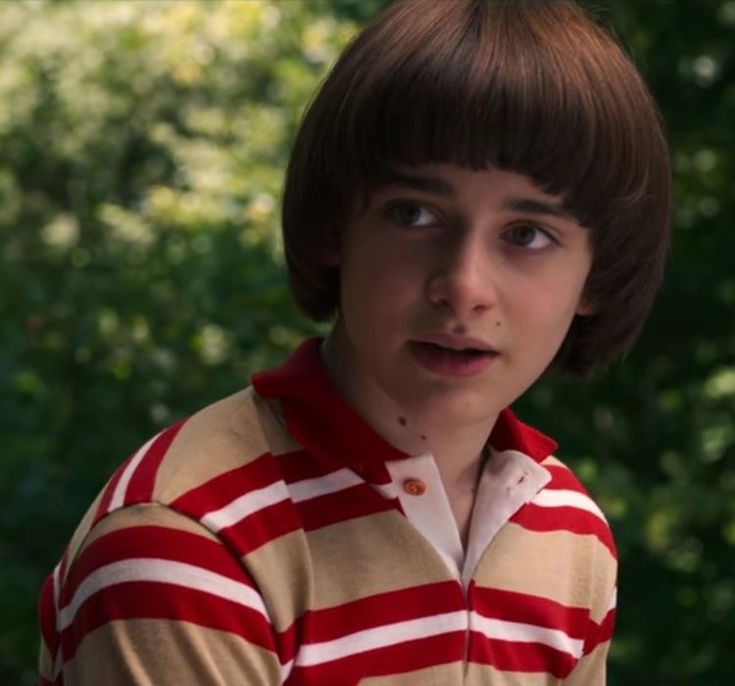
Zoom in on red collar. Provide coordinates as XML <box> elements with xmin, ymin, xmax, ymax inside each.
<box><xmin>252</xmin><ymin>338</ymin><xmax>557</xmax><ymax>480</ymax></box>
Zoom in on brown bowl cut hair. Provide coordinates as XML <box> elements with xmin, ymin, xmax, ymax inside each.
<box><xmin>281</xmin><ymin>0</ymin><xmax>671</xmax><ymax>376</ymax></box>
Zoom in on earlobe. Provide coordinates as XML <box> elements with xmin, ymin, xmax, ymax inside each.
<box><xmin>575</xmin><ymin>297</ymin><xmax>596</xmax><ymax>317</ymax></box>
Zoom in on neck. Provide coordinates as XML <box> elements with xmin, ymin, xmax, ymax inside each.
<box><xmin>320</xmin><ymin>328</ymin><xmax>497</xmax><ymax>489</ymax></box>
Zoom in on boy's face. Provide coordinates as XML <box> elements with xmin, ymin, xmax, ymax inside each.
<box><xmin>327</xmin><ymin>163</ymin><xmax>593</xmax><ymax>438</ymax></box>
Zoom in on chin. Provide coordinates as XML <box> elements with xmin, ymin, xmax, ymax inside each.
<box><xmin>399</xmin><ymin>388</ymin><xmax>500</xmax><ymax>429</ymax></box>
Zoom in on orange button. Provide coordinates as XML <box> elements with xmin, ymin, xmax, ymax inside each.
<box><xmin>402</xmin><ymin>478</ymin><xmax>426</xmax><ymax>496</ymax></box>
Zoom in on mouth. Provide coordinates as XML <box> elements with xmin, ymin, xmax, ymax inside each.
<box><xmin>408</xmin><ymin>340</ymin><xmax>498</xmax><ymax>377</ymax></box>
<box><xmin>417</xmin><ymin>342</ymin><xmax>491</xmax><ymax>357</ymax></box>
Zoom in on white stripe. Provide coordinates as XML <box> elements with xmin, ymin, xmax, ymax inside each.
<box><xmin>52</xmin><ymin>561</ymin><xmax>61</xmax><ymax>621</ymax></box>
<box><xmin>533</xmin><ymin>489</ymin><xmax>607</xmax><ymax>522</ymax></box>
<box><xmin>51</xmin><ymin>561</ymin><xmax>64</xmax><ymax>678</ymax></box>
<box><xmin>280</xmin><ymin>658</ymin><xmax>295</xmax><ymax>682</ymax></box>
<box><xmin>288</xmin><ymin>468</ymin><xmax>363</xmax><ymax>503</ymax></box>
<box><xmin>606</xmin><ymin>587</ymin><xmax>618</xmax><ymax>613</ymax></box>
<box><xmin>471</xmin><ymin>612</ymin><xmax>584</xmax><ymax>659</ymax></box>
<box><xmin>296</xmin><ymin>610</ymin><xmax>467</xmax><ymax>666</ymax></box>
<box><xmin>109</xmin><ymin>434</ymin><xmax>158</xmax><ymax>511</ymax></box>
<box><xmin>200</xmin><ymin>480</ymin><xmax>290</xmax><ymax>532</ymax></box>
<box><xmin>59</xmin><ymin>558</ymin><xmax>268</xmax><ymax>631</ymax></box>
<box><xmin>52</xmin><ymin>649</ymin><xmax>63</xmax><ymax>680</ymax></box>
<box><xmin>199</xmin><ymin>468</ymin><xmax>363</xmax><ymax>535</ymax></box>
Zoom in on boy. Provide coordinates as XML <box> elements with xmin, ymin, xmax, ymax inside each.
<box><xmin>39</xmin><ymin>0</ymin><xmax>670</xmax><ymax>684</ymax></box>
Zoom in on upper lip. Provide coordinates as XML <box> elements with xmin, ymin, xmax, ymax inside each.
<box><xmin>414</xmin><ymin>332</ymin><xmax>498</xmax><ymax>353</ymax></box>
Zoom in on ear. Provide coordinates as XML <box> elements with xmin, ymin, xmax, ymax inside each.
<box><xmin>575</xmin><ymin>295</ymin><xmax>596</xmax><ymax>317</ymax></box>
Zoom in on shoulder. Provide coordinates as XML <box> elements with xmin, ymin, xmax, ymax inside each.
<box><xmin>44</xmin><ymin>501</ymin><xmax>280</xmax><ymax>685</ymax></box>
<box><xmin>528</xmin><ymin>454</ymin><xmax>618</xmax><ymax>559</ymax></box>
<box><xmin>62</xmin><ymin>387</ymin><xmax>300</xmax><ymax>570</ymax></box>
<box><xmin>110</xmin><ymin>386</ymin><xmax>299</xmax><ymax>507</ymax></box>
<box><xmin>508</xmin><ymin>453</ymin><xmax>618</xmax><ymax>594</ymax></box>
<box><xmin>503</xmin><ymin>454</ymin><xmax>618</xmax><ymax>627</ymax></box>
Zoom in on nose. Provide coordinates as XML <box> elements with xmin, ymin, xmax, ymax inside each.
<box><xmin>425</xmin><ymin>234</ymin><xmax>497</xmax><ymax>319</ymax></box>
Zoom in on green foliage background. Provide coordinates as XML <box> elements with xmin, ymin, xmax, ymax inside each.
<box><xmin>1</xmin><ymin>1</ymin><xmax>733</xmax><ymax>684</ymax></box>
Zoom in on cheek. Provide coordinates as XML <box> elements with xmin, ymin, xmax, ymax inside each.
<box><xmin>510</xmin><ymin>283</ymin><xmax>583</xmax><ymax>339</ymax></box>
<box><xmin>343</xmin><ymin>246</ymin><xmax>424</xmax><ymax>301</ymax></box>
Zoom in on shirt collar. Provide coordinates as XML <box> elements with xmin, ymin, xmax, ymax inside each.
<box><xmin>252</xmin><ymin>338</ymin><xmax>557</xmax><ymax>480</ymax></box>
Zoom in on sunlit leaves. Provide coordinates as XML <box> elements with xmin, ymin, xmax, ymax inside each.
<box><xmin>1</xmin><ymin>1</ymin><xmax>734</xmax><ymax>685</ymax></box>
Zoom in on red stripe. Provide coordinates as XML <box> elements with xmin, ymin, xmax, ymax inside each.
<box><xmin>279</xmin><ymin>446</ymin><xmax>394</xmax><ymax>488</ymax></box>
<box><xmin>95</xmin><ymin>452</ymin><xmax>135</xmax><ymax>521</ymax></box>
<box><xmin>217</xmin><ymin>498</ymin><xmax>302</xmax><ymax>555</ymax></box>
<box><xmin>171</xmin><ymin>451</ymin><xmax>280</xmax><ymax>516</ymax></box>
<box><xmin>275</xmin><ymin>583</ymin><xmax>464</xmax><ymax>666</ymax></box>
<box><xmin>124</xmin><ymin>419</ymin><xmax>187</xmax><ymax>504</ymax></box>
<box><xmin>276</xmin><ymin>449</ymin><xmax>391</xmax><ymax>487</ymax></box>
<box><xmin>299</xmin><ymin>581</ymin><xmax>464</xmax><ymax>644</ymax></box>
<box><xmin>584</xmin><ymin>606</ymin><xmax>616</xmax><ymax>654</ymax></box>
<box><xmin>274</xmin><ymin>621</ymin><xmax>299</xmax><ymax>667</ymax></box>
<box><xmin>57</xmin><ymin>548</ymin><xmax>70</xmax><ymax>605</ymax></box>
<box><xmin>468</xmin><ymin>634</ymin><xmax>576</xmax><ymax>679</ymax></box>
<box><xmin>60</xmin><ymin>580</ymin><xmax>275</xmax><ymax>664</ymax></box>
<box><xmin>542</xmin><ymin>462</ymin><xmax>590</xmax><ymax>491</ymax></box>
<box><xmin>296</xmin><ymin>484</ymin><xmax>398</xmax><ymax>531</ymax></box>
<box><xmin>511</xmin><ymin>504</ymin><xmax>617</xmax><ymax>556</ymax></box>
<box><xmin>277</xmin><ymin>449</ymin><xmax>338</xmax><ymax>482</ymax></box>
<box><xmin>286</xmin><ymin>632</ymin><xmax>465</xmax><ymax>685</ymax></box>
<box><xmin>61</xmin><ymin>525</ymin><xmax>258</xmax><ymax>604</ymax></box>
<box><xmin>470</xmin><ymin>585</ymin><xmax>589</xmax><ymax>639</ymax></box>
<box><xmin>38</xmin><ymin>573</ymin><xmax>58</xmax><ymax>655</ymax></box>
<box><xmin>598</xmin><ymin>606</ymin><xmax>616</xmax><ymax>643</ymax></box>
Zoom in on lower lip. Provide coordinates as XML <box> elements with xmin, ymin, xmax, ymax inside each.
<box><xmin>409</xmin><ymin>342</ymin><xmax>497</xmax><ymax>377</ymax></box>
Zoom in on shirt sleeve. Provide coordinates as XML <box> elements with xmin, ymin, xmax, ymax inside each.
<box><xmin>45</xmin><ymin>502</ymin><xmax>284</xmax><ymax>686</ymax></box>
<box><xmin>562</xmin><ymin>583</ymin><xmax>617</xmax><ymax>686</ymax></box>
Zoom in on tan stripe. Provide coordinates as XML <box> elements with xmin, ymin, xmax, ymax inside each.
<box><xmin>74</xmin><ymin>502</ymin><xmax>223</xmax><ymax>560</ymax></box>
<box><xmin>558</xmin><ymin>639</ymin><xmax>610</xmax><ymax>686</ymax></box>
<box><xmin>63</xmin><ymin>618</ymin><xmax>280</xmax><ymax>685</ymax></box>
<box><xmin>466</xmin><ymin>661</ymin><xmax>563</xmax><ymax>685</ymax></box>
<box><xmin>543</xmin><ymin>454</ymin><xmax>568</xmax><ymax>470</ymax></box>
<box><xmin>61</xmin><ymin>489</ymin><xmax>106</xmax><ymax>583</ymax></box>
<box><xmin>305</xmin><ymin>511</ymin><xmax>453</xmax><ymax>608</ymax></box>
<box><xmin>244</xmin><ymin>510</ymin><xmax>455</xmax><ymax>631</ymax></box>
<box><xmin>361</xmin><ymin>662</ymin><xmax>462</xmax><ymax>684</ymax></box>
<box><xmin>473</xmin><ymin>523</ymin><xmax>617</xmax><ymax>622</ymax></box>
<box><xmin>38</xmin><ymin>639</ymin><xmax>54</xmax><ymax>682</ymax></box>
<box><xmin>154</xmin><ymin>389</ymin><xmax>274</xmax><ymax>503</ymax></box>
<box><xmin>252</xmin><ymin>394</ymin><xmax>304</xmax><ymax>457</ymax></box>
<box><xmin>244</xmin><ymin>529</ymin><xmax>311</xmax><ymax>633</ymax></box>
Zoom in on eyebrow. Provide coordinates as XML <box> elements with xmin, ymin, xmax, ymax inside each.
<box><xmin>377</xmin><ymin>171</ymin><xmax>576</xmax><ymax>220</ymax></box>
<box><xmin>378</xmin><ymin>171</ymin><xmax>454</xmax><ymax>196</ymax></box>
<box><xmin>503</xmin><ymin>197</ymin><xmax>575</xmax><ymax>220</ymax></box>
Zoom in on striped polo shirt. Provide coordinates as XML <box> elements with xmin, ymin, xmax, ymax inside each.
<box><xmin>39</xmin><ymin>337</ymin><xmax>617</xmax><ymax>685</ymax></box>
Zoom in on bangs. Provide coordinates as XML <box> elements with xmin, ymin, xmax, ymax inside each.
<box><xmin>283</xmin><ymin>0</ymin><xmax>671</xmax><ymax>373</ymax></box>
<box><xmin>322</xmin><ymin>0</ymin><xmax>664</xmax><ymax>232</ymax></box>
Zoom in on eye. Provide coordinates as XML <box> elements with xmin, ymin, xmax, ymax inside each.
<box><xmin>387</xmin><ymin>201</ymin><xmax>438</xmax><ymax>228</ymax></box>
<box><xmin>504</xmin><ymin>224</ymin><xmax>558</xmax><ymax>250</ymax></box>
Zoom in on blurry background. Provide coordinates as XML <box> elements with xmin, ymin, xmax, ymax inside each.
<box><xmin>1</xmin><ymin>1</ymin><xmax>733</xmax><ymax>684</ymax></box>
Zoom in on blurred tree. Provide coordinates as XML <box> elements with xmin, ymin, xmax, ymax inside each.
<box><xmin>0</xmin><ymin>1</ymin><xmax>733</xmax><ymax>685</ymax></box>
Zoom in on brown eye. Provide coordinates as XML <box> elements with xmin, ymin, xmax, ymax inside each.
<box><xmin>505</xmin><ymin>224</ymin><xmax>557</xmax><ymax>249</ymax></box>
<box><xmin>389</xmin><ymin>202</ymin><xmax>437</xmax><ymax>228</ymax></box>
